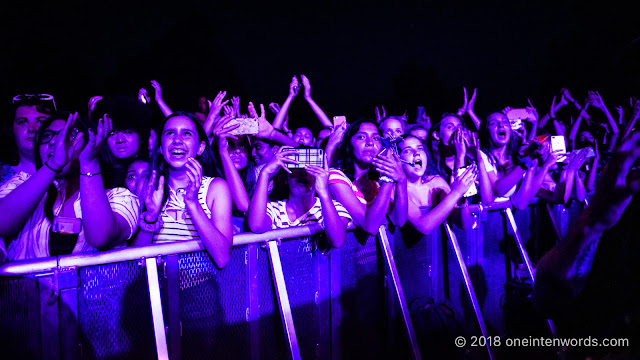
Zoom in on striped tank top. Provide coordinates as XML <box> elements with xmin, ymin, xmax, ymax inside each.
<box><xmin>153</xmin><ymin>177</ymin><xmax>214</xmax><ymax>243</ymax></box>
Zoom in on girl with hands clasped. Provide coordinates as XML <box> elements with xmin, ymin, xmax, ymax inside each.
<box><xmin>132</xmin><ymin>112</ymin><xmax>232</xmax><ymax>269</ymax></box>
<box><xmin>328</xmin><ymin>119</ymin><xmax>407</xmax><ymax>238</ymax></box>
<box><xmin>247</xmin><ymin>147</ymin><xmax>351</xmax><ymax>249</ymax></box>
<box><xmin>399</xmin><ymin>135</ymin><xmax>477</xmax><ymax>235</ymax></box>
<box><xmin>0</xmin><ymin>113</ymin><xmax>140</xmax><ymax>261</ymax></box>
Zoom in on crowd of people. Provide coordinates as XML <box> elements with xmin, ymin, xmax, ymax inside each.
<box><xmin>1</xmin><ymin>76</ymin><xmax>639</xmax><ymax>358</ymax></box>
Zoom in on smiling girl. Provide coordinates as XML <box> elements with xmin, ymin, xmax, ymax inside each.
<box><xmin>132</xmin><ymin>112</ymin><xmax>232</xmax><ymax>268</ymax></box>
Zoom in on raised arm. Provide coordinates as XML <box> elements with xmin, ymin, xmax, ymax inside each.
<box><xmin>301</xmin><ymin>74</ymin><xmax>333</xmax><ymax>128</ymax></box>
<box><xmin>247</xmin><ymin>148</ymin><xmax>298</xmax><ymax>233</ymax></box>
<box><xmin>203</xmin><ymin>91</ymin><xmax>229</xmax><ymax>138</ymax></box>
<box><xmin>251</xmin><ymin>102</ymin><xmax>299</xmax><ymax>148</ymax></box>
<box><xmin>271</xmin><ymin>76</ymin><xmax>299</xmax><ymax>130</ymax></box>
<box><xmin>306</xmin><ymin>164</ymin><xmax>348</xmax><ymax>248</ymax></box>
<box><xmin>465</xmin><ymin>88</ymin><xmax>481</xmax><ymax>130</ymax></box>
<box><xmin>150</xmin><ymin>80</ymin><xmax>173</xmax><ymax>117</ymax></box>
<box><xmin>567</xmin><ymin>103</ymin><xmax>590</xmax><ymax>149</ymax></box>
<box><xmin>211</xmin><ymin>115</ymin><xmax>248</xmax><ymax>212</ymax></box>
<box><xmin>533</xmin><ymin>131</ymin><xmax>640</xmax><ymax>315</ymax></box>
<box><xmin>80</xmin><ymin>115</ymin><xmax>135</xmax><ymax>249</ymax></box>
<box><xmin>0</xmin><ymin>113</ymin><xmax>84</xmax><ymax>236</ymax></box>
<box><xmin>588</xmin><ymin>91</ymin><xmax>619</xmax><ymax>151</ymax></box>
<box><xmin>373</xmin><ymin>151</ymin><xmax>408</xmax><ymax>227</ymax></box>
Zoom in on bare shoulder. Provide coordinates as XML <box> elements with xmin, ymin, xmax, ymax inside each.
<box><xmin>207</xmin><ymin>177</ymin><xmax>231</xmax><ymax>207</ymax></box>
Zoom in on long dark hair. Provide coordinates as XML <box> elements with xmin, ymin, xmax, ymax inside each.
<box><xmin>426</xmin><ymin>113</ymin><xmax>466</xmax><ymax>179</ymax></box>
<box><xmin>149</xmin><ymin>111</ymin><xmax>220</xmax><ymax>208</ymax></box>
<box><xmin>34</xmin><ymin>113</ymin><xmax>93</xmax><ymax>224</ymax></box>
<box><xmin>330</xmin><ymin>118</ymin><xmax>381</xmax><ymax>181</ymax></box>
<box><xmin>478</xmin><ymin>112</ymin><xmax>523</xmax><ymax>174</ymax></box>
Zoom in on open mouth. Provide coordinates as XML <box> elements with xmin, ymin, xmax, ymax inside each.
<box><xmin>413</xmin><ymin>158</ymin><xmax>423</xmax><ymax>168</ymax></box>
<box><xmin>170</xmin><ymin>149</ymin><xmax>188</xmax><ymax>157</ymax></box>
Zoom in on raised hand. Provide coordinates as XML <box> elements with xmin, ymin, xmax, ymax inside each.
<box><xmin>231</xmin><ymin>96</ymin><xmax>241</xmax><ymax>117</ymax></box>
<box><xmin>561</xmin><ymin>88</ymin><xmax>576</xmax><ymax>104</ymax></box>
<box><xmin>88</xmin><ymin>96</ymin><xmax>102</xmax><ymax>116</ymax></box>
<box><xmin>143</xmin><ymin>170</ymin><xmax>165</xmax><ymax>222</ymax></box>
<box><xmin>615</xmin><ymin>105</ymin><xmax>624</xmax><ymax>125</ymax></box>
<box><xmin>452</xmin><ymin>129</ymin><xmax>467</xmax><ymax>164</ymax></box>
<box><xmin>550</xmin><ymin>96</ymin><xmax>558</xmax><ymax>119</ymax></box>
<box><xmin>301</xmin><ymin>74</ymin><xmax>312</xmax><ymax>100</ymax></box>
<box><xmin>223</xmin><ymin>104</ymin><xmax>234</xmax><ymax>117</ymax></box>
<box><xmin>375</xmin><ymin>105</ymin><xmax>387</xmax><ymax>123</ymax></box>
<box><xmin>79</xmin><ymin>113</ymin><xmax>112</xmax><ymax>164</ymax></box>
<box><xmin>451</xmin><ymin>163</ymin><xmax>478</xmax><ymax>197</ymax></box>
<box><xmin>467</xmin><ymin>88</ymin><xmax>478</xmax><ymax>114</ymax></box>
<box><xmin>211</xmin><ymin>115</ymin><xmax>239</xmax><ymax>152</ymax></box>
<box><xmin>269</xmin><ymin>102</ymin><xmax>281</xmax><ymax>115</ymax></box>
<box><xmin>567</xmin><ymin>149</ymin><xmax>589</xmax><ymax>171</ymax></box>
<box><xmin>305</xmin><ymin>164</ymin><xmax>330</xmax><ymax>197</ymax></box>
<box><xmin>526</xmin><ymin>99</ymin><xmax>539</xmax><ymax>122</ymax></box>
<box><xmin>587</xmin><ymin>91</ymin><xmax>606</xmax><ymax>110</ymax></box>
<box><xmin>326</xmin><ymin>121</ymin><xmax>347</xmax><ymax>150</ymax></box>
<box><xmin>289</xmin><ymin>76</ymin><xmax>300</xmax><ymax>97</ymax></box>
<box><xmin>457</xmin><ymin>87</ymin><xmax>469</xmax><ymax>117</ymax></box>
<box><xmin>138</xmin><ymin>88</ymin><xmax>150</xmax><ymax>104</ymax></box>
<box><xmin>184</xmin><ymin>158</ymin><xmax>203</xmax><ymax>206</ymax></box>
<box><xmin>251</xmin><ymin>102</ymin><xmax>275</xmax><ymax>139</ymax></box>
<box><xmin>150</xmin><ymin>80</ymin><xmax>164</xmax><ymax>103</ymax></box>
<box><xmin>372</xmin><ymin>150</ymin><xmax>406</xmax><ymax>183</ymax></box>
<box><xmin>208</xmin><ymin>91</ymin><xmax>229</xmax><ymax>121</ymax></box>
<box><xmin>49</xmin><ymin>112</ymin><xmax>85</xmax><ymax>171</ymax></box>
<box><xmin>262</xmin><ymin>147</ymin><xmax>299</xmax><ymax>176</ymax></box>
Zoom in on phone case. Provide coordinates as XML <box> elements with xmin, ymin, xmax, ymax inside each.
<box><xmin>285</xmin><ymin>148</ymin><xmax>325</xmax><ymax>169</ymax></box>
<box><xmin>52</xmin><ymin>216</ymin><xmax>82</xmax><ymax>234</ymax></box>
<box><xmin>333</xmin><ymin>116</ymin><xmax>346</xmax><ymax>128</ymax></box>
<box><xmin>224</xmin><ymin>118</ymin><xmax>259</xmax><ymax>136</ymax></box>
<box><xmin>506</xmin><ymin>108</ymin><xmax>530</xmax><ymax>121</ymax></box>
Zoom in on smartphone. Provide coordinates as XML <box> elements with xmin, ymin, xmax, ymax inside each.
<box><xmin>52</xmin><ymin>216</ymin><xmax>82</xmax><ymax>234</ymax></box>
<box><xmin>550</xmin><ymin>135</ymin><xmax>567</xmax><ymax>162</ymax></box>
<box><xmin>506</xmin><ymin>108</ymin><xmax>530</xmax><ymax>121</ymax></box>
<box><xmin>223</xmin><ymin>117</ymin><xmax>259</xmax><ymax>136</ymax></box>
<box><xmin>455</xmin><ymin>167</ymin><xmax>478</xmax><ymax>198</ymax></box>
<box><xmin>285</xmin><ymin>148</ymin><xmax>325</xmax><ymax>169</ymax></box>
<box><xmin>333</xmin><ymin>116</ymin><xmax>346</xmax><ymax>128</ymax></box>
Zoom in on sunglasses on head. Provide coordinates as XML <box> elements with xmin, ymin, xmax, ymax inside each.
<box><xmin>13</xmin><ymin>94</ymin><xmax>57</xmax><ymax>111</ymax></box>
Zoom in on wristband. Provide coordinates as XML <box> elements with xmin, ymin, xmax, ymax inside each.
<box><xmin>378</xmin><ymin>175</ymin><xmax>395</xmax><ymax>184</ymax></box>
<box><xmin>138</xmin><ymin>212</ymin><xmax>163</xmax><ymax>233</ymax></box>
<box><xmin>45</xmin><ymin>161</ymin><xmax>63</xmax><ymax>173</ymax></box>
<box><xmin>80</xmin><ymin>172</ymin><xmax>101</xmax><ymax>177</ymax></box>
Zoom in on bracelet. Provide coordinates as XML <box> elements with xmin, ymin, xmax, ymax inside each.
<box><xmin>138</xmin><ymin>212</ymin><xmax>163</xmax><ymax>233</ymax></box>
<box><xmin>80</xmin><ymin>172</ymin><xmax>101</xmax><ymax>177</ymax></box>
<box><xmin>45</xmin><ymin>161</ymin><xmax>62</xmax><ymax>173</ymax></box>
<box><xmin>378</xmin><ymin>175</ymin><xmax>396</xmax><ymax>184</ymax></box>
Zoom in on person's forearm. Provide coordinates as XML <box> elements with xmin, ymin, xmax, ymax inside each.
<box><xmin>568</xmin><ymin>111</ymin><xmax>586</xmax><ymax>145</ymax></box>
<box><xmin>220</xmin><ymin>152</ymin><xmax>249</xmax><ymax>212</ymax></box>
<box><xmin>306</xmin><ymin>97</ymin><xmax>333</xmax><ymax>128</ymax></box>
<box><xmin>318</xmin><ymin>193</ymin><xmax>346</xmax><ymax>248</ymax></box>
<box><xmin>0</xmin><ymin>166</ymin><xmax>56</xmax><ymax>236</ymax></box>
<box><xmin>80</xmin><ymin>161</ymin><xmax>128</xmax><ymax>248</ymax></box>
<box><xmin>156</xmin><ymin>98</ymin><xmax>173</xmax><ymax>118</ymax></box>
<box><xmin>186</xmin><ymin>201</ymin><xmax>231</xmax><ymax>269</ymax></box>
<box><xmin>510</xmin><ymin>165</ymin><xmax>536</xmax><ymax>210</ymax></box>
<box><xmin>527</xmin><ymin>120</ymin><xmax>538</xmax><ymax>142</ymax></box>
<box><xmin>268</xmin><ymin>130</ymin><xmax>300</xmax><ymax>148</ymax></box>
<box><xmin>247</xmin><ymin>174</ymin><xmax>271</xmax><ymax>233</ymax></box>
<box><xmin>467</xmin><ymin>110</ymin><xmax>481</xmax><ymax>131</ymax></box>
<box><xmin>621</xmin><ymin>116</ymin><xmax>638</xmax><ymax>141</ymax></box>
<box><xmin>585</xmin><ymin>159</ymin><xmax>598</xmax><ymax>192</ymax></box>
<box><xmin>493</xmin><ymin>166</ymin><xmax>526</xmax><ymax>197</ymax></box>
<box><xmin>600</xmin><ymin>106</ymin><xmax>619</xmax><ymax>135</ymax></box>
<box><xmin>272</xmin><ymin>95</ymin><xmax>294</xmax><ymax>130</ymax></box>
<box><xmin>560</xmin><ymin>170</ymin><xmax>575</xmax><ymax>205</ymax></box>
<box><xmin>360</xmin><ymin>183</ymin><xmax>394</xmax><ymax>235</ymax></box>
<box><xmin>388</xmin><ymin>181</ymin><xmax>407</xmax><ymax>227</ymax></box>
<box><xmin>477</xmin><ymin>156</ymin><xmax>494</xmax><ymax>205</ymax></box>
<box><xmin>410</xmin><ymin>191</ymin><xmax>461</xmax><ymax>235</ymax></box>
<box><xmin>573</xmin><ymin>172</ymin><xmax>586</xmax><ymax>202</ymax></box>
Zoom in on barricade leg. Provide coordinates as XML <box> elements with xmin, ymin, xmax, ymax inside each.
<box><xmin>443</xmin><ymin>221</ymin><xmax>494</xmax><ymax>360</ymax></box>
<box><xmin>145</xmin><ymin>257</ymin><xmax>169</xmax><ymax>360</ymax></box>
<box><xmin>377</xmin><ymin>226</ymin><xmax>422</xmax><ymax>360</ymax></box>
<box><xmin>266</xmin><ymin>240</ymin><xmax>301</xmax><ymax>360</ymax></box>
<box><xmin>503</xmin><ymin>208</ymin><xmax>558</xmax><ymax>338</ymax></box>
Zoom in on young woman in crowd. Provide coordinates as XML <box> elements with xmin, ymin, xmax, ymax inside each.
<box><xmin>1</xmin><ymin>95</ymin><xmax>56</xmax><ymax>185</ymax></box>
<box><xmin>132</xmin><ymin>111</ymin><xmax>232</xmax><ymax>268</ymax></box>
<box><xmin>248</xmin><ymin>146</ymin><xmax>351</xmax><ymax>249</ymax></box>
<box><xmin>0</xmin><ymin>112</ymin><xmax>140</xmax><ymax>261</ymax></box>
<box><xmin>399</xmin><ymin>134</ymin><xmax>477</xmax><ymax>235</ymax></box>
<box><xmin>328</xmin><ymin>119</ymin><xmax>407</xmax><ymax>238</ymax></box>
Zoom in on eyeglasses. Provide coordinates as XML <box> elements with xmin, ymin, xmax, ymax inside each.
<box><xmin>13</xmin><ymin>94</ymin><xmax>57</xmax><ymax>111</ymax></box>
<box><xmin>40</xmin><ymin>128</ymin><xmax>80</xmax><ymax>144</ymax></box>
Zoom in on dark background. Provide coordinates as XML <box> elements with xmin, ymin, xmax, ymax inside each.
<box><xmin>3</xmin><ymin>0</ymin><xmax>639</xmax><ymax>132</ymax></box>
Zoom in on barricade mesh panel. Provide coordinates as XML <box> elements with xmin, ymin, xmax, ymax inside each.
<box><xmin>393</xmin><ymin>226</ymin><xmax>435</xmax><ymax>305</ymax></box>
<box><xmin>258</xmin><ymin>244</ymin><xmax>288</xmax><ymax>359</ymax></box>
<box><xmin>279</xmin><ymin>236</ymin><xmax>319</xmax><ymax>360</ymax></box>
<box><xmin>78</xmin><ymin>260</ymin><xmax>155</xmax><ymax>360</ymax></box>
<box><xmin>0</xmin><ymin>276</ymin><xmax>38</xmax><ymax>359</ymax></box>
<box><xmin>178</xmin><ymin>249</ymin><xmax>249</xmax><ymax>360</ymax></box>
<box><xmin>338</xmin><ymin>231</ymin><xmax>385</xmax><ymax>359</ymax></box>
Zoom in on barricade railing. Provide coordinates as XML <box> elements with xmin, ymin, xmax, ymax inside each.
<box><xmin>0</xmin><ymin>200</ymin><xmax>584</xmax><ymax>360</ymax></box>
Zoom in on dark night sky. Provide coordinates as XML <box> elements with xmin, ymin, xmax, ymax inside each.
<box><xmin>3</xmin><ymin>1</ymin><xmax>638</xmax><ymax>131</ymax></box>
